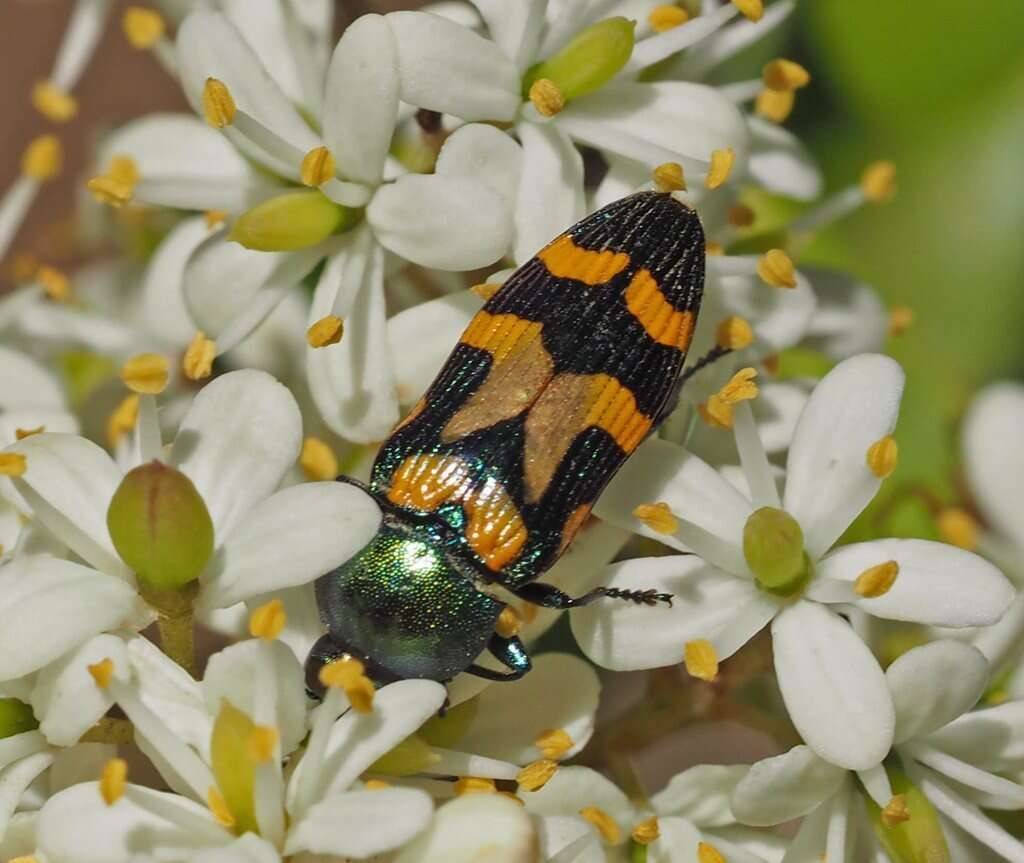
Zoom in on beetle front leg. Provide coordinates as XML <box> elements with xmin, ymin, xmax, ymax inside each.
<box><xmin>466</xmin><ymin>633</ymin><xmax>532</xmax><ymax>681</ymax></box>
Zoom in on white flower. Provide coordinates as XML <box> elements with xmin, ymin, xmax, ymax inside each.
<box><xmin>573</xmin><ymin>354</ymin><xmax>1014</xmax><ymax>770</ymax></box>
<box><xmin>0</xmin><ymin>369</ymin><xmax>379</xmax><ymax>683</ymax></box>
<box><xmin>732</xmin><ymin>640</ymin><xmax>1024</xmax><ymax>863</ymax></box>
<box><xmin>523</xmin><ymin>763</ymin><xmax>784</xmax><ymax>863</ymax></box>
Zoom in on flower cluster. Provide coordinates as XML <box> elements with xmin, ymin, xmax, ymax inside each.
<box><xmin>1</xmin><ymin>2</ymin><xmax>1022</xmax><ymax>862</ymax></box>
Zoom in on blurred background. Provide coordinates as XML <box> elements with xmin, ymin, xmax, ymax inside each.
<box><xmin>3</xmin><ymin>0</ymin><xmax>1024</xmax><ymax>523</ymax></box>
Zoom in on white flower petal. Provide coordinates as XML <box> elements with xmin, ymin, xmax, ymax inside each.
<box><xmin>536</xmin><ymin>815</ymin><xmax>605</xmax><ymax>863</ymax></box>
<box><xmin>394</xmin><ymin>792</ymin><xmax>536</xmax><ymax>863</ymax></box>
<box><xmin>783</xmin><ymin>354</ymin><xmax>905</xmax><ymax>559</ymax></box>
<box><xmin>772</xmin><ymin>601</ymin><xmax>894</xmax><ymax>770</ymax></box>
<box><xmin>388</xmin><ymin>291</ymin><xmax>482</xmax><ymax>406</ymax></box>
<box><xmin>286</xmin><ymin>787</ymin><xmax>433</xmax><ymax>857</ymax></box>
<box><xmin>964</xmin><ymin>383</ymin><xmax>1024</xmax><ymax>552</ymax></box>
<box><xmin>369</xmin><ymin>173</ymin><xmax>512</xmax><ymax>270</ymax></box>
<box><xmin>885</xmin><ymin>641</ymin><xmax>989</xmax><ymax>744</ymax></box>
<box><xmin>731</xmin><ymin>745</ymin><xmax>846</xmax><ymax>826</ymax></box>
<box><xmin>31</xmin><ymin>633</ymin><xmax>128</xmax><ymax>746</ymax></box>
<box><xmin>555</xmin><ymin>81</ymin><xmax>749</xmax><ymax>174</ymax></box>
<box><xmin>746</xmin><ymin>116</ymin><xmax>822</xmax><ymax>201</ymax></box>
<box><xmin>307</xmin><ymin>233</ymin><xmax>399</xmax><ymax>443</ymax></box>
<box><xmin>37</xmin><ymin>783</ymin><xmax>228</xmax><ymax>863</ymax></box>
<box><xmin>0</xmin><ymin>556</ymin><xmax>136</xmax><ymax>679</ymax></box>
<box><xmin>454</xmin><ymin>653</ymin><xmax>600</xmax><ymax>763</ymax></box>
<box><xmin>324</xmin><ymin>14</ymin><xmax>399</xmax><ymax>186</ymax></box>
<box><xmin>778</xmin><ymin>797</ymin><xmax>830</xmax><ymax>863</ymax></box>
<box><xmin>513</xmin><ymin>122</ymin><xmax>585</xmax><ymax>265</ymax></box>
<box><xmin>0</xmin><ymin>751</ymin><xmax>55</xmax><ymax>840</ymax></box>
<box><xmin>386</xmin><ymin>11</ymin><xmax>520</xmax><ymax>122</ymax></box>
<box><xmin>522</xmin><ymin>765</ymin><xmax>633</xmax><ymax>827</ymax></box>
<box><xmin>594</xmin><ymin>437</ymin><xmax>753</xmax><ymax>574</ymax></box>
<box><xmin>171</xmin><ymin>369</ymin><xmax>302</xmax><ymax>539</ymax></box>
<box><xmin>201</xmin><ymin>481</ymin><xmax>381</xmax><ymax>609</ymax></box>
<box><xmin>10</xmin><ymin>433</ymin><xmax>130</xmax><ymax>578</ymax></box>
<box><xmin>139</xmin><ymin>216</ymin><xmax>210</xmax><ymax>344</ymax></box>
<box><xmin>246</xmin><ymin>584</ymin><xmax>324</xmax><ymax>668</ymax></box>
<box><xmin>800</xmin><ymin>267</ymin><xmax>887</xmax><ymax>360</ymax></box>
<box><xmin>0</xmin><ymin>346</ymin><xmax>67</xmax><ymax>411</ymax></box>
<box><xmin>177</xmin><ymin>12</ymin><xmax>320</xmax><ymax>158</ymax></box>
<box><xmin>436</xmin><ymin>123</ymin><xmax>522</xmax><ymax>213</ymax></box>
<box><xmin>100</xmin><ymin>114</ymin><xmax>278</xmax><ymax>212</ymax></box>
<box><xmin>202</xmin><ymin>639</ymin><xmax>307</xmax><ymax>755</ymax></box>
<box><xmin>926</xmin><ymin>700</ymin><xmax>1024</xmax><ymax>775</ymax></box>
<box><xmin>469</xmin><ymin>0</ymin><xmax>544</xmax><ymax>71</ymax></box>
<box><xmin>811</xmin><ymin>539</ymin><xmax>1014</xmax><ymax>627</ymax></box>
<box><xmin>572</xmin><ymin>555</ymin><xmax>776</xmax><ymax>671</ymax></box>
<box><xmin>651</xmin><ymin>764</ymin><xmax>746</xmax><ymax>827</ymax></box>
<box><xmin>287</xmin><ymin>679</ymin><xmax>446</xmax><ymax>812</ymax></box>
<box><xmin>192</xmin><ymin>833</ymin><xmax>280</xmax><ymax>863</ymax></box>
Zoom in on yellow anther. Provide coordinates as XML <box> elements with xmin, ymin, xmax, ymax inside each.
<box><xmin>203</xmin><ymin>78</ymin><xmax>237</xmax><ymax>128</ymax></box>
<box><xmin>88</xmin><ymin>658</ymin><xmax>115</xmax><ymax>688</ymax></box>
<box><xmin>715</xmin><ymin>315</ymin><xmax>754</xmax><ymax>350</ymax></box>
<box><xmin>755</xmin><ymin>88</ymin><xmax>795</xmax><ymax>123</ymax></box>
<box><xmin>123</xmin><ymin>6</ymin><xmax>166</xmax><ymax>49</ymax></box>
<box><xmin>633</xmin><ymin>502</ymin><xmax>679</xmax><ymax>535</ymax></box>
<box><xmin>107</xmin><ymin>394</ymin><xmax>140</xmax><ymax>448</ymax></box>
<box><xmin>937</xmin><ymin>508</ymin><xmax>980</xmax><ymax>551</ymax></box>
<box><xmin>705</xmin><ymin>148</ymin><xmax>735</xmax><ymax>190</ymax></box>
<box><xmin>87</xmin><ymin>176</ymin><xmax>134</xmax><ymax>208</ymax></box>
<box><xmin>246</xmin><ymin>725</ymin><xmax>279</xmax><ymax>764</ymax></box>
<box><xmin>307</xmin><ymin>315</ymin><xmax>344</xmax><ymax>348</ymax></box>
<box><xmin>888</xmin><ymin>305</ymin><xmax>914</xmax><ymax>337</ymax></box>
<box><xmin>21</xmin><ymin>135</ymin><xmax>63</xmax><ymax>181</ymax></box>
<box><xmin>649</xmin><ymin>4</ymin><xmax>689</xmax><ymax>31</ymax></box>
<box><xmin>732</xmin><ymin>0</ymin><xmax>763</xmax><ymax>21</ymax></box>
<box><xmin>0</xmin><ymin>453</ymin><xmax>27</xmax><ymax>477</ymax></box>
<box><xmin>249</xmin><ymin>598</ymin><xmax>286</xmax><ymax>641</ymax></box>
<box><xmin>205</xmin><ymin>209</ymin><xmax>229</xmax><ymax>229</ymax></box>
<box><xmin>698</xmin><ymin>400</ymin><xmax>730</xmax><ymax>429</ymax></box>
<box><xmin>763</xmin><ymin>59</ymin><xmax>811</xmax><ymax>92</ymax></box>
<box><xmin>529</xmin><ymin>78</ymin><xmax>566</xmax><ymax>117</ymax></box>
<box><xmin>455</xmin><ymin>777</ymin><xmax>498</xmax><ymax>796</ymax></box>
<box><xmin>364</xmin><ymin>779</ymin><xmax>391</xmax><ymax>790</ymax></box>
<box><xmin>496</xmin><ymin>606</ymin><xmax>522</xmax><ymax>638</ymax></box>
<box><xmin>727</xmin><ymin>203</ymin><xmax>755</xmax><ymax>227</ymax></box>
<box><xmin>632</xmin><ymin>816</ymin><xmax>660</xmax><ymax>845</ymax></box>
<box><xmin>516</xmin><ymin>759</ymin><xmax>559</xmax><ymax>792</ymax></box>
<box><xmin>705</xmin><ymin>242</ymin><xmax>725</xmax><ymax>256</ymax></box>
<box><xmin>100</xmin><ymin>758</ymin><xmax>128</xmax><ymax>805</ymax></box>
<box><xmin>207</xmin><ymin>786</ymin><xmax>236</xmax><ymax>827</ymax></box>
<box><xmin>653</xmin><ymin>161</ymin><xmax>686</xmax><ymax>193</ymax></box>
<box><xmin>881</xmin><ymin>794</ymin><xmax>911</xmax><ymax>827</ymax></box>
<box><xmin>854</xmin><ymin>561</ymin><xmax>899</xmax><ymax>598</ymax></box>
<box><xmin>866</xmin><ymin>435</ymin><xmax>898</xmax><ymax>479</ymax></box>
<box><xmin>107</xmin><ymin>155</ymin><xmax>140</xmax><ymax>187</ymax></box>
<box><xmin>15</xmin><ymin>426</ymin><xmax>44</xmax><ymax>440</ymax></box>
<box><xmin>757</xmin><ymin>249</ymin><xmax>797</xmax><ymax>288</ymax></box>
<box><xmin>300</xmin><ymin>437</ymin><xmax>339</xmax><ymax>482</ymax></box>
<box><xmin>121</xmin><ymin>353</ymin><xmax>169</xmax><ymax>394</ymax></box>
<box><xmin>720</xmin><ymin>367</ymin><xmax>759</xmax><ymax>403</ymax></box>
<box><xmin>861</xmin><ymin>160</ymin><xmax>897</xmax><ymax>204</ymax></box>
<box><xmin>698</xmin><ymin>842</ymin><xmax>727</xmax><ymax>863</ymax></box>
<box><xmin>31</xmin><ymin>81</ymin><xmax>78</xmax><ymax>123</ymax></box>
<box><xmin>535</xmin><ymin>728</ymin><xmax>574</xmax><ymax>760</ymax></box>
<box><xmin>471</xmin><ymin>283</ymin><xmax>500</xmax><ymax>301</ymax></box>
<box><xmin>684</xmin><ymin>639</ymin><xmax>719</xmax><ymax>682</ymax></box>
<box><xmin>300</xmin><ymin>146</ymin><xmax>337</xmax><ymax>187</ymax></box>
<box><xmin>580</xmin><ymin>806</ymin><xmax>621</xmax><ymax>844</ymax></box>
<box><xmin>37</xmin><ymin>265</ymin><xmax>71</xmax><ymax>302</ymax></box>
<box><xmin>183</xmin><ymin>331</ymin><xmax>216</xmax><ymax>381</ymax></box>
<box><xmin>319</xmin><ymin>657</ymin><xmax>375</xmax><ymax>713</ymax></box>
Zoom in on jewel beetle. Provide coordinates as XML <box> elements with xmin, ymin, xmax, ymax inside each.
<box><xmin>307</xmin><ymin>191</ymin><xmax>705</xmax><ymax>692</ymax></box>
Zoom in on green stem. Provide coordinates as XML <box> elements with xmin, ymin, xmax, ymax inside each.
<box><xmin>141</xmin><ymin>582</ymin><xmax>199</xmax><ymax>676</ymax></box>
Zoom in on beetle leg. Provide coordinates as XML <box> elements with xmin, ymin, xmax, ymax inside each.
<box><xmin>466</xmin><ymin>633</ymin><xmax>532</xmax><ymax>681</ymax></box>
<box><xmin>504</xmin><ymin>581</ymin><xmax>673</xmax><ymax>609</ymax></box>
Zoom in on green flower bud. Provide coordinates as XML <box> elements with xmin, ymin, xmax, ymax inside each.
<box><xmin>867</xmin><ymin>769</ymin><xmax>950</xmax><ymax>863</ymax></box>
<box><xmin>368</xmin><ymin>733</ymin><xmax>442</xmax><ymax>776</ymax></box>
<box><xmin>229</xmin><ymin>190</ymin><xmax>356</xmax><ymax>251</ymax></box>
<box><xmin>418</xmin><ymin>696</ymin><xmax>479</xmax><ymax>749</ymax></box>
<box><xmin>523</xmin><ymin>17</ymin><xmax>635</xmax><ymax>103</ymax></box>
<box><xmin>210</xmin><ymin>699</ymin><xmax>258</xmax><ymax>834</ymax></box>
<box><xmin>743</xmin><ymin>506</ymin><xmax>812</xmax><ymax>596</ymax></box>
<box><xmin>107</xmin><ymin>460</ymin><xmax>214</xmax><ymax>591</ymax></box>
<box><xmin>0</xmin><ymin>698</ymin><xmax>38</xmax><ymax>738</ymax></box>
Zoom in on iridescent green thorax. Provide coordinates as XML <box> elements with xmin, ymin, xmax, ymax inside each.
<box><xmin>314</xmin><ymin>509</ymin><xmax>503</xmax><ymax>683</ymax></box>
